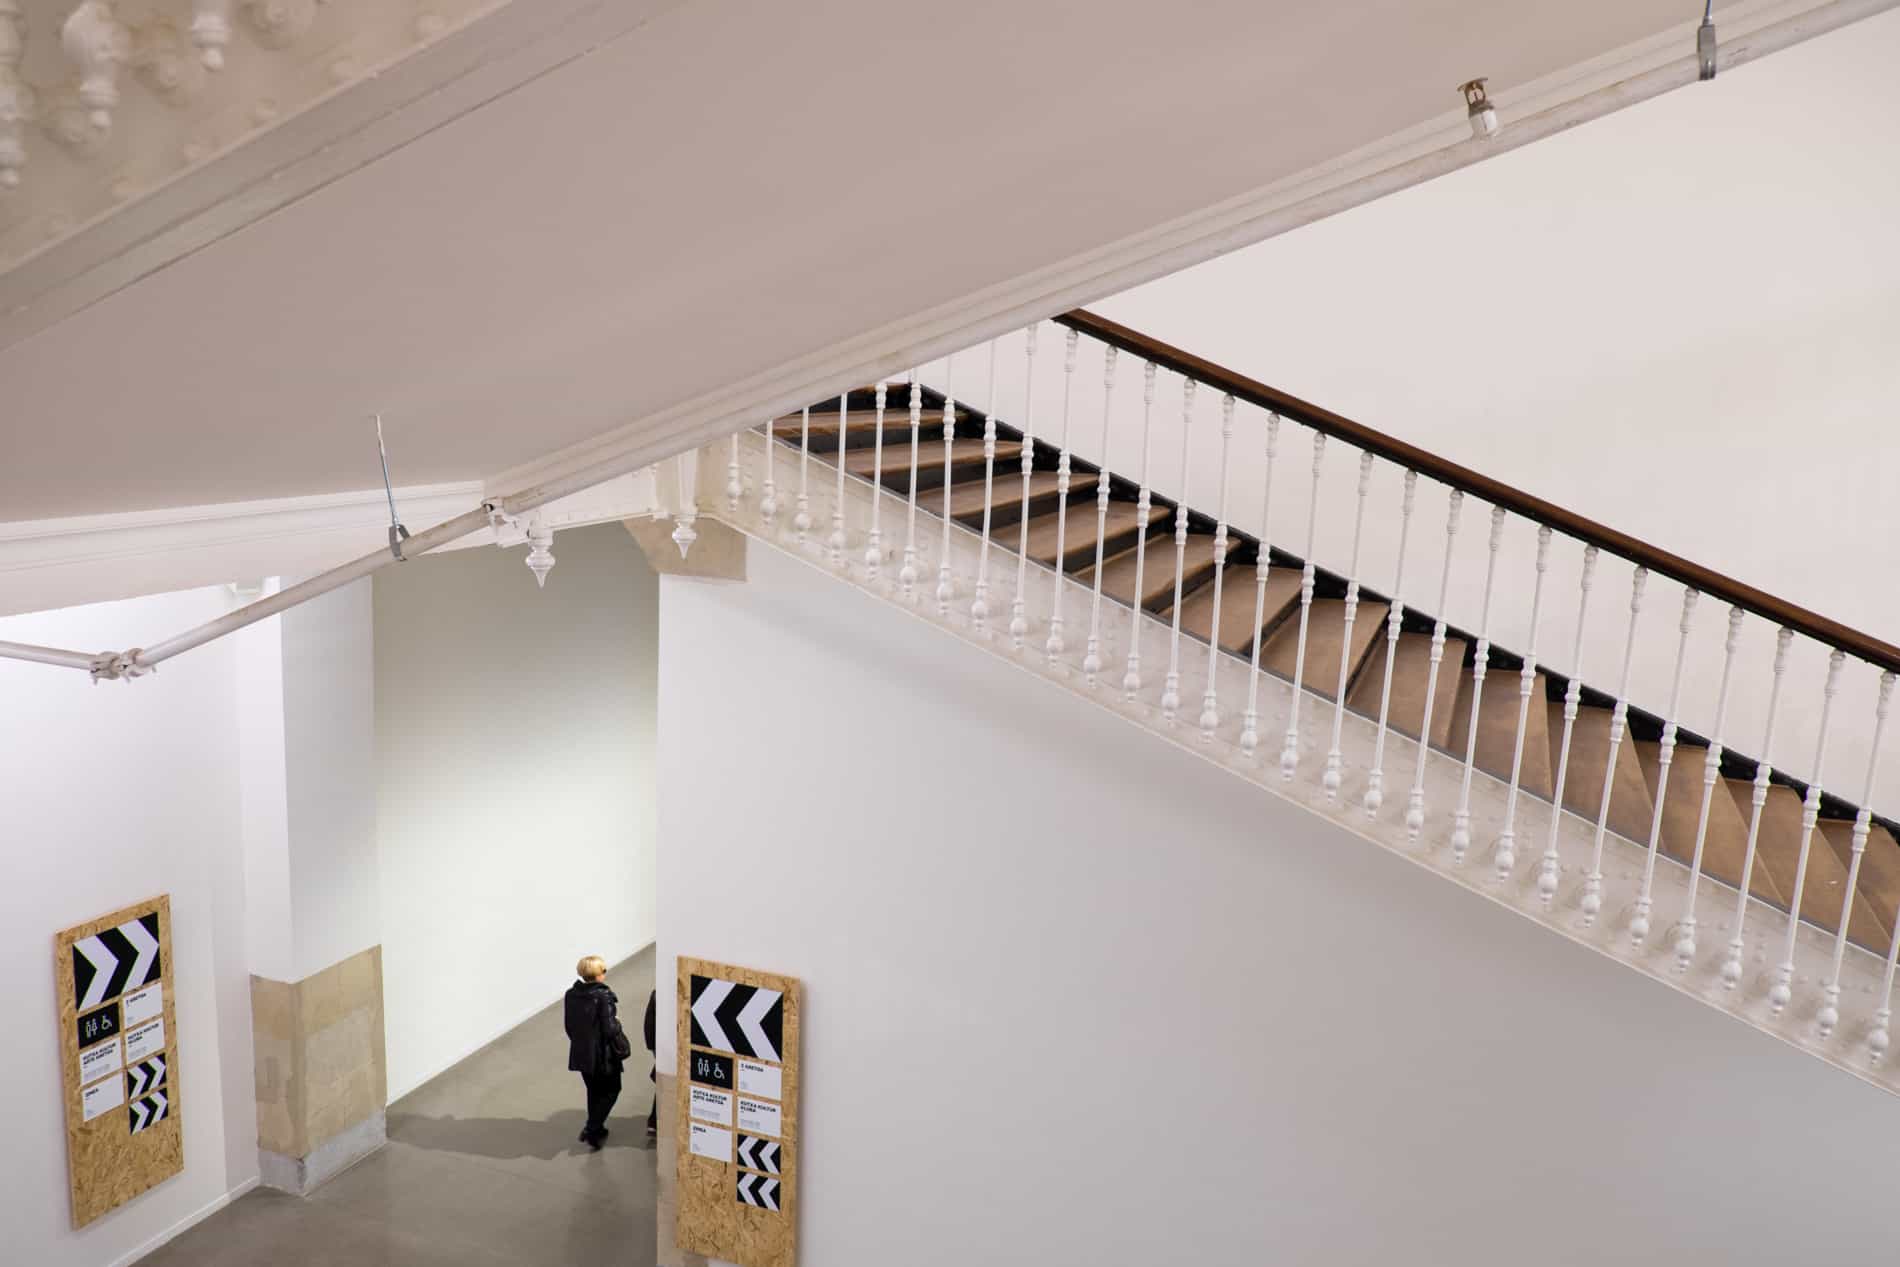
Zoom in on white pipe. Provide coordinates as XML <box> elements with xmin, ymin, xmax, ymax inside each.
<box><xmin>0</xmin><ymin>639</ymin><xmax>105</xmax><ymax>672</ymax></box>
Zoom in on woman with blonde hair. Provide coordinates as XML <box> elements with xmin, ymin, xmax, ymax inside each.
<box><xmin>564</xmin><ymin>955</ymin><xmax>630</xmax><ymax>1149</ymax></box>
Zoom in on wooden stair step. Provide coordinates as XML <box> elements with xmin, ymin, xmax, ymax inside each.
<box><xmin>1628</xmin><ymin>740</ymin><xmax>1760</xmax><ymax>894</ymax></box>
<box><xmin>1817</xmin><ymin>818</ymin><xmax>1898</xmax><ymax>953</ymax></box>
<box><xmin>948</xmin><ymin>470</ymin><xmax>1096</xmax><ymax>526</ymax></box>
<box><xmin>1169</xmin><ymin>565</ymin><xmax>1304</xmax><ymax>656</ymax></box>
<box><xmin>1082</xmin><ymin>533</ymin><xmax>1218</xmax><ymax>612</ymax></box>
<box><xmin>1259</xmin><ymin>598</ymin><xmax>1392</xmax><ymax>701</ymax></box>
<box><xmin>1546</xmin><ymin>702</ymin><xmax>1655</xmax><ymax>846</ymax></box>
<box><xmin>1020</xmin><ymin>499</ymin><xmax>1169</xmax><ymax>571</ymax></box>
<box><xmin>844</xmin><ymin>438</ymin><xmax>1019</xmax><ymax>483</ymax></box>
<box><xmin>1345</xmin><ymin>630</ymin><xmax>1469</xmax><ymax>750</ymax></box>
<box><xmin>776</xmin><ymin>407</ymin><xmax>960</xmax><ymax>447</ymax></box>
<box><xmin>1445</xmin><ymin>668</ymin><xmax>1554</xmax><ymax>799</ymax></box>
<box><xmin>1730</xmin><ymin>782</ymin><xmax>1866</xmax><ymax>938</ymax></box>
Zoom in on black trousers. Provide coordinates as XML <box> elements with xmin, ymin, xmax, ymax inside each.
<box><xmin>581</xmin><ymin>1069</ymin><xmax>622</xmax><ymax>1139</ymax></box>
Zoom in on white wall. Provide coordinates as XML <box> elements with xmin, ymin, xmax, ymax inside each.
<box><xmin>375</xmin><ymin>523</ymin><xmax>660</xmax><ymax>1098</ymax></box>
<box><xmin>0</xmin><ymin>588</ymin><xmax>260</xmax><ymax>1267</ymax></box>
<box><xmin>658</xmin><ymin>545</ymin><xmax>1900</xmax><ymax>1266</ymax></box>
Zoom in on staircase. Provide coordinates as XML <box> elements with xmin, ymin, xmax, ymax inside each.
<box><xmin>676</xmin><ymin>309</ymin><xmax>1900</xmax><ymax>1096</ymax></box>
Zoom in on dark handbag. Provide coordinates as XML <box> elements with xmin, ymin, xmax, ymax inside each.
<box><xmin>609</xmin><ymin>1029</ymin><xmax>633</xmax><ymax>1061</ymax></box>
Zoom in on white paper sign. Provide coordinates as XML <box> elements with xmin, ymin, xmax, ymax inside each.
<box><xmin>688</xmin><ymin>1121</ymin><xmax>732</xmax><ymax>1162</ymax></box>
<box><xmin>81</xmin><ymin>1075</ymin><xmax>124</xmax><ymax>1123</ymax></box>
<box><xmin>737</xmin><ymin>1059</ymin><xmax>781</xmax><ymax>1100</ymax></box>
<box><xmin>79</xmin><ymin>1037</ymin><xmax>123</xmax><ymax>1088</ymax></box>
<box><xmin>689</xmin><ymin>1085</ymin><xmax>733</xmax><ymax>1127</ymax></box>
<box><xmin>122</xmin><ymin>982</ymin><xmax>163</xmax><ymax>1028</ymax></box>
<box><xmin>737</xmin><ymin>1096</ymin><xmax>782</xmax><ymax>1138</ymax></box>
<box><xmin>124</xmin><ymin>1017</ymin><xmax>165</xmax><ymax>1064</ymax></box>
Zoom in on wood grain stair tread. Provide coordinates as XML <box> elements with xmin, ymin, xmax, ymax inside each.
<box><xmin>1081</xmin><ymin>532</ymin><xmax>1218</xmax><ymax>612</ymax></box>
<box><xmin>775</xmin><ymin>407</ymin><xmax>961</xmax><ymax>444</ymax></box>
<box><xmin>1816</xmin><ymin>818</ymin><xmax>1898</xmax><ymax>952</ymax></box>
<box><xmin>1730</xmin><ymin>782</ymin><xmax>1871</xmax><ymax>939</ymax></box>
<box><xmin>1020</xmin><ymin>500</ymin><xmax>1169</xmax><ymax>571</ymax></box>
<box><xmin>948</xmin><ymin>470</ymin><xmax>1096</xmax><ymax>525</ymax></box>
<box><xmin>1345</xmin><ymin>630</ymin><xmax>1468</xmax><ymax>750</ymax></box>
<box><xmin>1258</xmin><ymin>597</ymin><xmax>1392</xmax><ymax>701</ymax></box>
<box><xmin>1445</xmin><ymin>668</ymin><xmax>1554</xmax><ymax>800</ymax></box>
<box><xmin>1168</xmin><ymin>565</ymin><xmax>1303</xmax><ymax>656</ymax></box>
<box><xmin>844</xmin><ymin>438</ymin><xmax>1019</xmax><ymax>481</ymax></box>
<box><xmin>1627</xmin><ymin>742</ymin><xmax>1787</xmax><ymax>911</ymax></box>
<box><xmin>1546</xmin><ymin>702</ymin><xmax>1655</xmax><ymax>846</ymax></box>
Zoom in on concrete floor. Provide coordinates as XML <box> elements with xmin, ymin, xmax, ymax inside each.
<box><xmin>142</xmin><ymin>948</ymin><xmax>659</xmax><ymax>1267</ymax></box>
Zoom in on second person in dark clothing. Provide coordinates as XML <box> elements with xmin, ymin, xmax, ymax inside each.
<box><xmin>564</xmin><ymin>955</ymin><xmax>629</xmax><ymax>1149</ymax></box>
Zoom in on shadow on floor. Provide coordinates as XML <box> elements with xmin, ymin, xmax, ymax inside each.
<box><xmin>390</xmin><ymin>1109</ymin><xmax>656</xmax><ymax>1161</ymax></box>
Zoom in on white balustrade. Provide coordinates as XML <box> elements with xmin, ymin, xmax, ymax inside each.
<box><xmin>1674</xmin><ymin>606</ymin><xmax>1743</xmax><ymax>971</ymax></box>
<box><xmin>1240</xmin><ymin>415</ymin><xmax>1285</xmax><ymax>755</ymax></box>
<box><xmin>1448</xmin><ymin>506</ymin><xmax>1506</xmax><ymax>861</ymax></box>
<box><xmin>1161</xmin><ymin>380</ymin><xmax>1197</xmax><ymax>721</ymax></box>
<box><xmin>900</xmin><ymin>382</ymin><xmax>923</xmax><ymax>601</ymax></box>
<box><xmin>1198</xmin><ymin>395</ymin><xmax>1237</xmax><ymax>740</ymax></box>
<box><xmin>1323</xmin><ymin>453</ymin><xmax>1375</xmax><ymax>797</ymax></box>
<box><xmin>863</xmin><ymin>381</ymin><xmax>890</xmax><ymax>580</ymax></box>
<box><xmin>936</xmin><ymin>358</ymin><xmax>958</xmax><ymax>613</ymax></box>
<box><xmin>1492</xmin><ymin>525</ymin><xmax>1552</xmax><ymax>880</ymax></box>
<box><xmin>1630</xmin><ymin>588</ymin><xmax>1700</xmax><ymax>947</ymax></box>
<box><xmin>1769</xmin><ymin>650</ymin><xmax>1847</xmax><ymax>1016</ymax></box>
<box><xmin>726</xmin><ymin>434</ymin><xmax>743</xmax><ymax>512</ymax></box>
<box><xmin>1404</xmin><ymin>490</ymin><xmax>1464</xmax><ymax>838</ymax></box>
<box><xmin>793</xmin><ymin>406</ymin><xmax>813</xmax><ymax>546</ymax></box>
<box><xmin>1044</xmin><ymin>331</ymin><xmax>1080</xmax><ymax>662</ymax></box>
<box><xmin>1279</xmin><ymin>432</ymin><xmax>1328</xmax><ymax>780</ymax></box>
<box><xmin>1723</xmin><ymin>628</ymin><xmax>1794</xmax><ymax>989</ymax></box>
<box><xmin>758</xmin><ymin>413</ymin><xmax>779</xmax><ymax>530</ymax></box>
<box><xmin>670</xmin><ymin>451</ymin><xmax>698</xmax><ymax>557</ymax></box>
<box><xmin>830</xmin><ymin>395</ymin><xmax>849</xmax><ymax>568</ymax></box>
<box><xmin>1363</xmin><ymin>470</ymin><xmax>1417</xmax><ymax>812</ymax></box>
<box><xmin>1580</xmin><ymin>565</ymin><xmax>1647</xmax><ymax>926</ymax></box>
<box><xmin>1008</xmin><ymin>327</ymin><xmax>1040</xmax><ymax>650</ymax></box>
<box><xmin>971</xmin><ymin>341</ymin><xmax>1001</xmax><ymax>630</ymax></box>
<box><xmin>1537</xmin><ymin>546</ymin><xmax>1599</xmax><ymax>904</ymax></box>
<box><xmin>1821</xmin><ymin>671</ymin><xmax>1894</xmax><ymax>1038</ymax></box>
<box><xmin>1082</xmin><ymin>347</ymin><xmax>1122</xmax><ymax>684</ymax></box>
<box><xmin>1122</xmin><ymin>363</ymin><xmax>1160</xmax><ymax>701</ymax></box>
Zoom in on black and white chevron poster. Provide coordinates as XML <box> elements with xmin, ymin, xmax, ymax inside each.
<box><xmin>690</xmin><ymin>975</ymin><xmax>783</xmax><ymax>1062</ymax></box>
<box><xmin>735</xmin><ymin>1172</ymin><xmax>781</xmax><ymax>1212</ymax></box>
<box><xmin>126</xmin><ymin>1056</ymin><xmax>168</xmax><ymax>1100</ymax></box>
<box><xmin>128</xmin><ymin>1091</ymin><xmax>169</xmax><ymax>1136</ymax></box>
<box><xmin>72</xmin><ymin>913</ymin><xmax>162</xmax><ymax>1012</ymax></box>
<box><xmin>736</xmin><ymin>1135</ymin><xmax>781</xmax><ymax>1175</ymax></box>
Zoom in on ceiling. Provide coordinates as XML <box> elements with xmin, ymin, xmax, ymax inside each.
<box><xmin>0</xmin><ymin>0</ymin><xmax>1803</xmax><ymax>523</ymax></box>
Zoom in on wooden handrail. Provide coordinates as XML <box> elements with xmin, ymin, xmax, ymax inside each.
<box><xmin>1054</xmin><ymin>307</ymin><xmax>1900</xmax><ymax>676</ymax></box>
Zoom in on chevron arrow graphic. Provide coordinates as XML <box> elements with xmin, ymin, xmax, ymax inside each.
<box><xmin>73</xmin><ymin>914</ymin><xmax>162</xmax><ymax>1012</ymax></box>
<box><xmin>735</xmin><ymin>1171</ymin><xmax>781</xmax><ymax>1212</ymax></box>
<box><xmin>126</xmin><ymin>1056</ymin><xmax>168</xmax><ymax>1100</ymax></box>
<box><xmin>736</xmin><ymin>1135</ymin><xmax>781</xmax><ymax>1175</ymax></box>
<box><xmin>128</xmin><ymin>1090</ymin><xmax>169</xmax><ymax>1135</ymax></box>
<box><xmin>690</xmin><ymin>976</ymin><xmax>783</xmax><ymax>1062</ymax></box>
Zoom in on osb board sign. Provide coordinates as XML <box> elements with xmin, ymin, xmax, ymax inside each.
<box><xmin>55</xmin><ymin>895</ymin><xmax>182</xmax><ymax>1228</ymax></box>
<box><xmin>676</xmin><ymin>956</ymin><xmax>800</xmax><ymax>1267</ymax></box>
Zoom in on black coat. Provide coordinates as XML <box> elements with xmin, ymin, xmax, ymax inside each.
<box><xmin>564</xmin><ymin>980</ymin><xmax>626</xmax><ymax>1077</ymax></box>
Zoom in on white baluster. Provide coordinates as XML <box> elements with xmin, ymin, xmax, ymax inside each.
<box><xmin>1405</xmin><ymin>491</ymin><xmax>1464</xmax><ymax>837</ymax></box>
<box><xmin>1493</xmin><ymin>526</ymin><xmax>1553</xmax><ymax>879</ymax></box>
<box><xmin>1197</xmin><ymin>396</ymin><xmax>1237</xmax><ymax>740</ymax></box>
<box><xmin>671</xmin><ymin>452</ymin><xmax>698</xmax><ymax>557</ymax></box>
<box><xmin>62</xmin><ymin>1</ymin><xmax>127</xmax><ymax>133</ymax></box>
<box><xmin>1363</xmin><ymin>471</ymin><xmax>1417</xmax><ymax>812</ymax></box>
<box><xmin>1821</xmin><ymin>671</ymin><xmax>1894</xmax><ymax>1039</ymax></box>
<box><xmin>191</xmin><ymin>0</ymin><xmax>233</xmax><ymax>69</ymax></box>
<box><xmin>1630</xmin><ymin>588</ymin><xmax>1700</xmax><ymax>947</ymax></box>
<box><xmin>1239</xmin><ymin>417</ymin><xmax>1285</xmax><ymax>754</ymax></box>
<box><xmin>1673</xmin><ymin>606</ymin><xmax>1744</xmax><ymax>971</ymax></box>
<box><xmin>1279</xmin><ymin>433</ymin><xmax>1328</xmax><ymax>780</ymax></box>
<box><xmin>1044</xmin><ymin>330</ymin><xmax>1081</xmax><ymax>663</ymax></box>
<box><xmin>758</xmin><ymin>413</ymin><xmax>779</xmax><ymax>530</ymax></box>
<box><xmin>793</xmin><ymin>406</ymin><xmax>813</xmax><ymax>545</ymax></box>
<box><xmin>1769</xmin><ymin>649</ymin><xmax>1847</xmax><ymax>1015</ymax></box>
<box><xmin>1160</xmin><ymin>380</ymin><xmax>1197</xmax><ymax>721</ymax></box>
<box><xmin>1448</xmin><ymin>506</ymin><xmax>1507</xmax><ymax>860</ymax></box>
<box><xmin>726</xmin><ymin>434</ymin><xmax>743</xmax><ymax>512</ymax></box>
<box><xmin>1580</xmin><ymin>565</ymin><xmax>1647</xmax><ymax>926</ymax></box>
<box><xmin>0</xmin><ymin>4</ymin><xmax>27</xmax><ymax>190</ymax></box>
<box><xmin>1083</xmin><ymin>347</ymin><xmax>1122</xmax><ymax>684</ymax></box>
<box><xmin>936</xmin><ymin>358</ymin><xmax>961</xmax><ymax>616</ymax></box>
<box><xmin>1536</xmin><ymin>546</ymin><xmax>1600</xmax><ymax>905</ymax></box>
<box><xmin>1322</xmin><ymin>453</ymin><xmax>1376</xmax><ymax>796</ymax></box>
<box><xmin>1876</xmin><ymin>909</ymin><xmax>1900</xmax><ymax>1064</ymax></box>
<box><xmin>830</xmin><ymin>394</ymin><xmax>849</xmax><ymax>568</ymax></box>
<box><xmin>1723</xmin><ymin>628</ymin><xmax>1794</xmax><ymax>989</ymax></box>
<box><xmin>900</xmin><ymin>380</ymin><xmax>923</xmax><ymax>601</ymax></box>
<box><xmin>1008</xmin><ymin>327</ymin><xmax>1039</xmax><ymax>650</ymax></box>
<box><xmin>971</xmin><ymin>340</ymin><xmax>1001</xmax><ymax>631</ymax></box>
<box><xmin>1122</xmin><ymin>363</ymin><xmax>1159</xmax><ymax>701</ymax></box>
<box><xmin>862</xmin><ymin>381</ymin><xmax>889</xmax><ymax>579</ymax></box>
